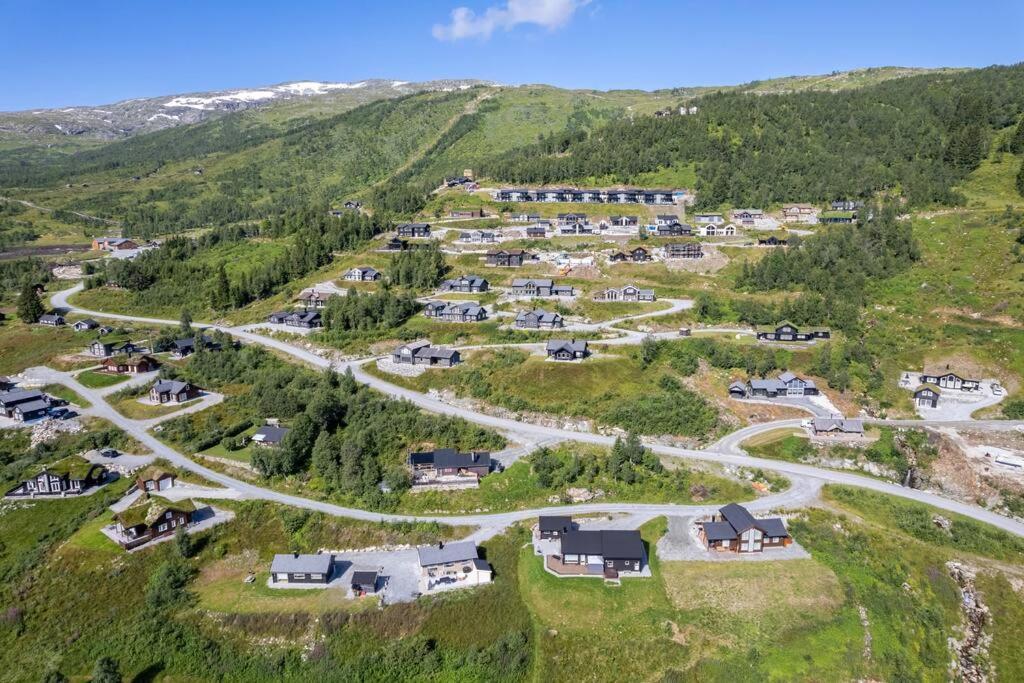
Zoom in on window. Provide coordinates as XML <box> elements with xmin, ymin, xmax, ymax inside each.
<box><xmin>293</xmin><ymin>573</ymin><xmax>305</xmax><ymax>580</ymax></box>
<box><xmin>158</xmin><ymin>524</ymin><xmax>167</xmax><ymax>532</ymax></box>
<box><xmin>309</xmin><ymin>574</ymin><xmax>322</xmax><ymax>580</ymax></box>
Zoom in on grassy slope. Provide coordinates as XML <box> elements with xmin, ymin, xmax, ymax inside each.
<box><xmin>862</xmin><ymin>154</ymin><xmax>1024</xmax><ymax>411</ymax></box>
<box><xmin>395</xmin><ymin>443</ymin><xmax>755</xmax><ymax>515</ymax></box>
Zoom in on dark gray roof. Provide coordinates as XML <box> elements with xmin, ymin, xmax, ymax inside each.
<box><xmin>560</xmin><ymin>530</ymin><xmax>604</xmax><ymax>555</ymax></box>
<box><xmin>417</xmin><ymin>540</ymin><xmax>480</xmax><ymax>567</ymax></box>
<box><xmin>546</xmin><ymin>339</ymin><xmax>587</xmax><ymax>354</ymax></box>
<box><xmin>756</xmin><ymin>518</ymin><xmax>790</xmax><ymax>538</ymax></box>
<box><xmin>511</xmin><ymin>278</ymin><xmax>553</xmax><ymax>288</ymax></box>
<box><xmin>0</xmin><ymin>389</ymin><xmax>44</xmax><ymax>406</ymax></box>
<box><xmin>408</xmin><ymin>448</ymin><xmax>490</xmax><ymax>469</ymax></box>
<box><xmin>702</xmin><ymin>521</ymin><xmax>737</xmax><ymax>542</ymax></box>
<box><xmin>152</xmin><ymin>380</ymin><xmax>190</xmax><ymax>394</ymax></box>
<box><xmin>719</xmin><ymin>503</ymin><xmax>758</xmax><ymax>533</ymax></box>
<box><xmin>253</xmin><ymin>425</ymin><xmax>290</xmax><ymax>444</ymax></box>
<box><xmin>811</xmin><ymin>418</ymin><xmax>864</xmax><ymax>434</ymax></box>
<box><xmin>270</xmin><ymin>553</ymin><xmax>333</xmax><ymax>575</ymax></box>
<box><xmin>351</xmin><ymin>569</ymin><xmax>378</xmax><ymax>586</ymax></box>
<box><xmin>14</xmin><ymin>399</ymin><xmax>50</xmax><ymax>414</ymax></box>
<box><xmin>560</xmin><ymin>529</ymin><xmax>644</xmax><ymax>560</ymax></box>
<box><xmin>710</xmin><ymin>503</ymin><xmax>790</xmax><ymax>540</ymax></box>
<box><xmin>600</xmin><ymin>530</ymin><xmax>645</xmax><ymax>559</ymax></box>
<box><xmin>539</xmin><ymin>515</ymin><xmax>573</xmax><ymax>533</ymax></box>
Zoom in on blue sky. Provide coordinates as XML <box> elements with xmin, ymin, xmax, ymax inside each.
<box><xmin>2</xmin><ymin>0</ymin><xmax>1022</xmax><ymax>111</ymax></box>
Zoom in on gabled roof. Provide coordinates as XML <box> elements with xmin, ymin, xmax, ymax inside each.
<box><xmin>704</xmin><ymin>503</ymin><xmax>790</xmax><ymax>541</ymax></box>
<box><xmin>811</xmin><ymin>418</ymin><xmax>864</xmax><ymax>434</ymax></box>
<box><xmin>397</xmin><ymin>339</ymin><xmax>431</xmax><ymax>353</ymax></box>
<box><xmin>417</xmin><ymin>540</ymin><xmax>480</xmax><ymax>567</ymax></box>
<box><xmin>152</xmin><ymin>380</ymin><xmax>191</xmax><ymax>394</ymax></box>
<box><xmin>560</xmin><ymin>529</ymin><xmax>644</xmax><ymax>560</ymax></box>
<box><xmin>115</xmin><ymin>495</ymin><xmax>195</xmax><ymax>528</ymax></box>
<box><xmin>511</xmin><ymin>278</ymin><xmax>553</xmax><ymax>288</ymax></box>
<box><xmin>0</xmin><ymin>389</ymin><xmax>44</xmax><ymax>406</ymax></box>
<box><xmin>719</xmin><ymin>503</ymin><xmax>758</xmax><ymax>534</ymax></box>
<box><xmin>44</xmin><ymin>455</ymin><xmax>100</xmax><ymax>480</ymax></box>
<box><xmin>271</xmin><ymin>553</ymin><xmax>333</xmax><ymax>575</ymax></box>
<box><xmin>253</xmin><ymin>425</ymin><xmax>290</xmax><ymax>444</ymax></box>
<box><xmin>136</xmin><ymin>465</ymin><xmax>175</xmax><ymax>482</ymax></box>
<box><xmin>14</xmin><ymin>399</ymin><xmax>50</xmax><ymax>414</ymax></box>
<box><xmin>546</xmin><ymin>339</ymin><xmax>587</xmax><ymax>354</ymax></box>
<box><xmin>408</xmin><ymin>448</ymin><xmax>490</xmax><ymax>469</ymax></box>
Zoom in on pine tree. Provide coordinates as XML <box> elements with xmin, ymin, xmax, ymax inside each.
<box><xmin>1017</xmin><ymin>158</ymin><xmax>1024</xmax><ymax>198</ymax></box>
<box><xmin>1010</xmin><ymin>117</ymin><xmax>1024</xmax><ymax>155</ymax></box>
<box><xmin>16</xmin><ymin>282</ymin><xmax>44</xmax><ymax>323</ymax></box>
<box><xmin>91</xmin><ymin>657</ymin><xmax>121</xmax><ymax>683</ymax></box>
<box><xmin>179</xmin><ymin>308</ymin><xmax>193</xmax><ymax>336</ymax></box>
<box><xmin>211</xmin><ymin>262</ymin><xmax>230</xmax><ymax>310</ymax></box>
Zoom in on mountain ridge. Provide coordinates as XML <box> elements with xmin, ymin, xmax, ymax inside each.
<box><xmin>0</xmin><ymin>66</ymin><xmax>963</xmax><ymax>145</ymax></box>
<box><xmin>0</xmin><ymin>78</ymin><xmax>495</xmax><ymax>142</ymax></box>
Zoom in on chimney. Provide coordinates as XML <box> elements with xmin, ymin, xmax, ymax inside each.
<box><xmin>293</xmin><ymin>552</ymin><xmax>299</xmax><ymax>559</ymax></box>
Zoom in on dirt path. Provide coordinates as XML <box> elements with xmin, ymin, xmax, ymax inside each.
<box><xmin>372</xmin><ymin>87</ymin><xmax>497</xmax><ymax>191</ymax></box>
<box><xmin>0</xmin><ymin>194</ymin><xmax>121</xmax><ymax>226</ymax></box>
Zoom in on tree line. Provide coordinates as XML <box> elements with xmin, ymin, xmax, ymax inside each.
<box><xmin>85</xmin><ymin>208</ymin><xmax>384</xmax><ymax>311</ymax></box>
<box><xmin>479</xmin><ymin>65</ymin><xmax>1024</xmax><ymax>208</ymax></box>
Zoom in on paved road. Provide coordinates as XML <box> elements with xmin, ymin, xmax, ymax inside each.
<box><xmin>21</xmin><ymin>366</ymin><xmax>822</xmax><ymax>540</ymax></box>
<box><xmin>48</xmin><ymin>284</ymin><xmax>1024</xmax><ymax>538</ymax></box>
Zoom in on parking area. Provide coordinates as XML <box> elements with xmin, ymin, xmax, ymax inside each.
<box><xmin>330</xmin><ymin>548</ymin><xmax>422</xmax><ymax>604</ymax></box>
<box><xmin>656</xmin><ymin>515</ymin><xmax>810</xmax><ymax>562</ymax></box>
<box><xmin>899</xmin><ymin>372</ymin><xmax>1006</xmax><ymax>419</ymax></box>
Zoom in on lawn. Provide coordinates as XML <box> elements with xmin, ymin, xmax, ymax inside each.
<box><xmin>740</xmin><ymin>427</ymin><xmax>805</xmax><ymax>449</ymax></box>
<box><xmin>199</xmin><ymin>425</ymin><xmax>260</xmax><ymax>463</ymax></box>
<box><xmin>194</xmin><ymin>560</ymin><xmax>375</xmax><ymax>615</ymax></box>
<box><xmin>76</xmin><ymin>369</ymin><xmax>131</xmax><ymax>389</ymax></box>
<box><xmin>42</xmin><ymin>383</ymin><xmax>91</xmax><ymax>408</ymax></box>
<box><xmin>0</xmin><ymin>318</ymin><xmax>88</xmax><ymax>375</ymax></box>
<box><xmin>113</xmin><ymin>395</ymin><xmax>201</xmax><ymax>420</ymax></box>
<box><xmin>520</xmin><ymin>517</ymin><xmax>689</xmax><ymax>682</ymax></box>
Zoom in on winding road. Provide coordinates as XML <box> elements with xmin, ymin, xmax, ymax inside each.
<box><xmin>46</xmin><ymin>283</ymin><xmax>1024</xmax><ymax>538</ymax></box>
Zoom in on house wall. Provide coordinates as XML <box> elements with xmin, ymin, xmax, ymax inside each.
<box><xmin>607</xmin><ymin>557</ymin><xmax>641</xmax><ymax>572</ymax></box>
<box><xmin>274</xmin><ymin>571</ymin><xmax>329</xmax><ymax>584</ymax></box>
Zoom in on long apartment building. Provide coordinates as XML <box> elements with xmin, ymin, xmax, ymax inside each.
<box><xmin>493</xmin><ymin>188</ymin><xmax>677</xmax><ymax>205</ymax></box>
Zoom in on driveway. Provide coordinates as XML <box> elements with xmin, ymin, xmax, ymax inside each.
<box><xmin>656</xmin><ymin>515</ymin><xmax>811</xmax><ymax>562</ymax></box>
<box><xmin>330</xmin><ymin>548</ymin><xmax>421</xmax><ymax>604</ymax></box>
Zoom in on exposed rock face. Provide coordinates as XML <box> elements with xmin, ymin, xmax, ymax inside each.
<box><xmin>946</xmin><ymin>561</ymin><xmax>992</xmax><ymax>683</ymax></box>
<box><xmin>0</xmin><ymin>79</ymin><xmax>495</xmax><ymax>141</ymax></box>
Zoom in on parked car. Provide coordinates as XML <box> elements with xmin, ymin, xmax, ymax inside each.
<box><xmin>49</xmin><ymin>407</ymin><xmax>68</xmax><ymax>418</ymax></box>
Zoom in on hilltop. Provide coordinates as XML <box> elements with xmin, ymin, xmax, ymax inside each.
<box><xmin>0</xmin><ymin>78</ymin><xmax>492</xmax><ymax>144</ymax></box>
<box><xmin>0</xmin><ymin>66</ymin><xmax>960</xmax><ymax>148</ymax></box>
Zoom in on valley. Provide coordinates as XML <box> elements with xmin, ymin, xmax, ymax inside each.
<box><xmin>1</xmin><ymin>60</ymin><xmax>1024</xmax><ymax>682</ymax></box>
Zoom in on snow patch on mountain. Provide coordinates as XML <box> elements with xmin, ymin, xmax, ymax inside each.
<box><xmin>163</xmin><ymin>81</ymin><xmax>372</xmax><ymax>109</ymax></box>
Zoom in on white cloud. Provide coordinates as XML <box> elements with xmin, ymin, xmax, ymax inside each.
<box><xmin>432</xmin><ymin>0</ymin><xmax>588</xmax><ymax>41</ymax></box>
